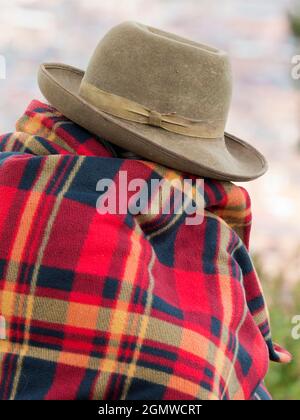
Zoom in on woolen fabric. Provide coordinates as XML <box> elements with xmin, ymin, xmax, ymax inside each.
<box><xmin>0</xmin><ymin>100</ymin><xmax>290</xmax><ymax>400</ymax></box>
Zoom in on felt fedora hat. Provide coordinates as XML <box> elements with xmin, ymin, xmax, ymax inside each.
<box><xmin>38</xmin><ymin>21</ymin><xmax>267</xmax><ymax>181</ymax></box>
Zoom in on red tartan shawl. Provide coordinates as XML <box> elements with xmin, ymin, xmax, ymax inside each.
<box><xmin>0</xmin><ymin>100</ymin><xmax>291</xmax><ymax>400</ymax></box>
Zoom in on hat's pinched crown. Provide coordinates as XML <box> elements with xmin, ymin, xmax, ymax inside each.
<box><xmin>79</xmin><ymin>21</ymin><xmax>232</xmax><ymax>137</ymax></box>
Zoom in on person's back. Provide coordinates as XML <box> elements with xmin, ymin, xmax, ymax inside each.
<box><xmin>0</xmin><ymin>101</ymin><xmax>290</xmax><ymax>400</ymax></box>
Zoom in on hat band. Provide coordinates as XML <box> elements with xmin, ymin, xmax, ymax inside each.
<box><xmin>79</xmin><ymin>80</ymin><xmax>225</xmax><ymax>139</ymax></box>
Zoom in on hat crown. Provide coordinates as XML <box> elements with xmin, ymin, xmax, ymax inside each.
<box><xmin>81</xmin><ymin>21</ymin><xmax>232</xmax><ymax>131</ymax></box>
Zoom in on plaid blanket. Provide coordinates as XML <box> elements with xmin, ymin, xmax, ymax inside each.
<box><xmin>0</xmin><ymin>100</ymin><xmax>291</xmax><ymax>400</ymax></box>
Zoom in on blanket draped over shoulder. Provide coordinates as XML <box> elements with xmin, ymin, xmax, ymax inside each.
<box><xmin>0</xmin><ymin>100</ymin><xmax>291</xmax><ymax>400</ymax></box>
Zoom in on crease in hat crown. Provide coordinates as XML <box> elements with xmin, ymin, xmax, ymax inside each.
<box><xmin>78</xmin><ymin>21</ymin><xmax>233</xmax><ymax>140</ymax></box>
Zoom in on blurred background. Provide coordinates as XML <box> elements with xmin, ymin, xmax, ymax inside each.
<box><xmin>0</xmin><ymin>0</ymin><xmax>299</xmax><ymax>400</ymax></box>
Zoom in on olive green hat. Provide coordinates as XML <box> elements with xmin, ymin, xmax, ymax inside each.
<box><xmin>38</xmin><ymin>21</ymin><xmax>267</xmax><ymax>181</ymax></box>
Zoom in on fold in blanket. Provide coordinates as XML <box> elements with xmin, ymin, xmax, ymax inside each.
<box><xmin>0</xmin><ymin>100</ymin><xmax>291</xmax><ymax>400</ymax></box>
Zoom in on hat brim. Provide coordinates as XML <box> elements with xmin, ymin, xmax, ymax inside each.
<box><xmin>38</xmin><ymin>63</ymin><xmax>268</xmax><ymax>181</ymax></box>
